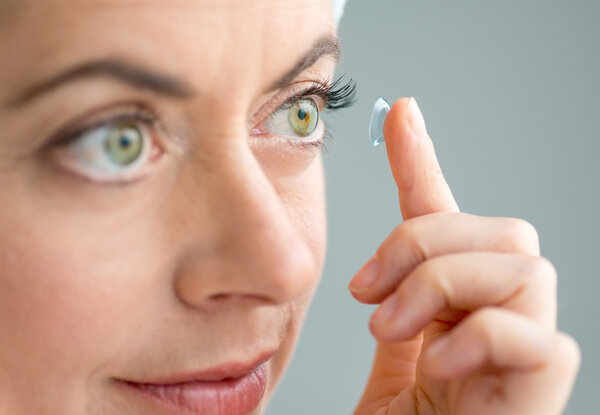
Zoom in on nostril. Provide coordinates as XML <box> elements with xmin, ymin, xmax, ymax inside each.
<box><xmin>205</xmin><ymin>293</ymin><xmax>270</xmax><ymax>308</ymax></box>
<box><xmin>208</xmin><ymin>293</ymin><xmax>230</xmax><ymax>302</ymax></box>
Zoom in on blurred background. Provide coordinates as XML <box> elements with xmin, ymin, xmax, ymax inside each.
<box><xmin>267</xmin><ymin>1</ymin><xmax>599</xmax><ymax>414</ymax></box>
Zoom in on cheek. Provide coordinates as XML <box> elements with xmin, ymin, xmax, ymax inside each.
<box><xmin>0</xmin><ymin>163</ymin><xmax>177</xmax><ymax>378</ymax></box>
<box><xmin>278</xmin><ymin>156</ymin><xmax>327</xmax><ymax>274</ymax></box>
<box><xmin>0</xmin><ymin>149</ymin><xmax>327</xmax><ymax>410</ymax></box>
<box><xmin>0</xmin><ymin>198</ymin><xmax>159</xmax><ymax>384</ymax></box>
<box><xmin>258</xmin><ymin>157</ymin><xmax>327</xmax><ymax>394</ymax></box>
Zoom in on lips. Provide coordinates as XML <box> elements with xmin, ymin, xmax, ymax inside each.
<box><xmin>117</xmin><ymin>351</ymin><xmax>274</xmax><ymax>415</ymax></box>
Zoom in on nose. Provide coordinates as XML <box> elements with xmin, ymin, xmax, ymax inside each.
<box><xmin>172</xmin><ymin>140</ymin><xmax>321</xmax><ymax>310</ymax></box>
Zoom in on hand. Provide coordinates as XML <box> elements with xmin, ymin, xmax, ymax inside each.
<box><xmin>348</xmin><ymin>98</ymin><xmax>580</xmax><ymax>415</ymax></box>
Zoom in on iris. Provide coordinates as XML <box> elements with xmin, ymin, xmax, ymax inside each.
<box><xmin>104</xmin><ymin>123</ymin><xmax>144</xmax><ymax>165</ymax></box>
<box><xmin>288</xmin><ymin>98</ymin><xmax>319</xmax><ymax>136</ymax></box>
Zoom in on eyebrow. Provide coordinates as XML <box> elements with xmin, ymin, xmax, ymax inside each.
<box><xmin>265</xmin><ymin>33</ymin><xmax>341</xmax><ymax>91</ymax></box>
<box><xmin>8</xmin><ymin>33</ymin><xmax>341</xmax><ymax>107</ymax></box>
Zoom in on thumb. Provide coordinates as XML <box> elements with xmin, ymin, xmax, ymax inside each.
<box><xmin>383</xmin><ymin>97</ymin><xmax>459</xmax><ymax>220</ymax></box>
<box><xmin>353</xmin><ymin>334</ymin><xmax>424</xmax><ymax>415</ymax></box>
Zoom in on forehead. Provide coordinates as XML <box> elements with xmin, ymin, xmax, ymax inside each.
<box><xmin>0</xmin><ymin>0</ymin><xmax>335</xmax><ymax>101</ymax></box>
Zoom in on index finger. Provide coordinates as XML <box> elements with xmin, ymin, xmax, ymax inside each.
<box><xmin>383</xmin><ymin>97</ymin><xmax>459</xmax><ymax>220</ymax></box>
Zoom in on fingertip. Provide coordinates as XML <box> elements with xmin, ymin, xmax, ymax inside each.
<box><xmin>348</xmin><ymin>256</ymin><xmax>380</xmax><ymax>295</ymax></box>
<box><xmin>382</xmin><ymin>97</ymin><xmax>459</xmax><ymax>218</ymax></box>
<box><xmin>381</xmin><ymin>96</ymin><xmax>434</xmax><ymax>203</ymax></box>
<box><xmin>382</xmin><ymin>98</ymin><xmax>415</xmax><ymax>191</ymax></box>
<box><xmin>382</xmin><ymin>98</ymin><xmax>412</xmax><ymax>153</ymax></box>
<box><xmin>382</xmin><ymin>97</ymin><xmax>427</xmax><ymax>144</ymax></box>
<box><xmin>407</xmin><ymin>97</ymin><xmax>427</xmax><ymax>138</ymax></box>
<box><xmin>554</xmin><ymin>332</ymin><xmax>582</xmax><ymax>374</ymax></box>
<box><xmin>368</xmin><ymin>318</ymin><xmax>406</xmax><ymax>343</ymax></box>
<box><xmin>368</xmin><ymin>300</ymin><xmax>425</xmax><ymax>343</ymax></box>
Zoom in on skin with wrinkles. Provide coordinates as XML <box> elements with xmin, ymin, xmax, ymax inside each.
<box><xmin>0</xmin><ymin>1</ymin><xmax>333</xmax><ymax>413</ymax></box>
<box><xmin>0</xmin><ymin>1</ymin><xmax>580</xmax><ymax>415</ymax></box>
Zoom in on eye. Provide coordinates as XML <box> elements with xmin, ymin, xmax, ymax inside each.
<box><xmin>50</xmin><ymin>118</ymin><xmax>160</xmax><ymax>183</ymax></box>
<box><xmin>263</xmin><ymin>97</ymin><xmax>320</xmax><ymax>138</ymax></box>
<box><xmin>105</xmin><ymin>123</ymin><xmax>145</xmax><ymax>165</ymax></box>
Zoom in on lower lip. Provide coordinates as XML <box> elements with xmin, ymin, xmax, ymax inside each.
<box><xmin>120</xmin><ymin>363</ymin><xmax>267</xmax><ymax>415</ymax></box>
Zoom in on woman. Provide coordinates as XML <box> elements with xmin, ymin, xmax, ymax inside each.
<box><xmin>0</xmin><ymin>0</ymin><xmax>580</xmax><ymax>414</ymax></box>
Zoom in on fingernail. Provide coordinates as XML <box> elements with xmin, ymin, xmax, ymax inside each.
<box><xmin>370</xmin><ymin>294</ymin><xmax>399</xmax><ymax>326</ymax></box>
<box><xmin>348</xmin><ymin>257</ymin><xmax>380</xmax><ymax>294</ymax></box>
<box><xmin>408</xmin><ymin>97</ymin><xmax>427</xmax><ymax>138</ymax></box>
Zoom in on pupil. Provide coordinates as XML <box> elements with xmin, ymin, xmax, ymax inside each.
<box><xmin>297</xmin><ymin>109</ymin><xmax>306</xmax><ymax>120</ymax></box>
<box><xmin>120</xmin><ymin>136</ymin><xmax>131</xmax><ymax>148</ymax></box>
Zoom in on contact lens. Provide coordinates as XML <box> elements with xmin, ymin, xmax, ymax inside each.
<box><xmin>369</xmin><ymin>96</ymin><xmax>390</xmax><ymax>147</ymax></box>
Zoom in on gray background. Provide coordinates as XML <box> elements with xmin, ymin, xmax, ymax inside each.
<box><xmin>267</xmin><ymin>1</ymin><xmax>599</xmax><ymax>414</ymax></box>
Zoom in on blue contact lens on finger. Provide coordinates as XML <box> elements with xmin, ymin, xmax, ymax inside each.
<box><xmin>369</xmin><ymin>96</ymin><xmax>390</xmax><ymax>147</ymax></box>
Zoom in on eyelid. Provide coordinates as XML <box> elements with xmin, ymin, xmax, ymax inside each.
<box><xmin>42</xmin><ymin>103</ymin><xmax>172</xmax><ymax>184</ymax></box>
<box><xmin>44</xmin><ymin>101</ymin><xmax>165</xmax><ymax>150</ymax></box>
<box><xmin>48</xmin><ymin>122</ymin><xmax>157</xmax><ymax>185</ymax></box>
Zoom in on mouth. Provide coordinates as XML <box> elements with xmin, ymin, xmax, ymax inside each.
<box><xmin>115</xmin><ymin>351</ymin><xmax>275</xmax><ymax>415</ymax></box>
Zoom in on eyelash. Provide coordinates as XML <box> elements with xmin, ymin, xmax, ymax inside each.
<box><xmin>283</xmin><ymin>74</ymin><xmax>357</xmax><ymax>112</ymax></box>
<box><xmin>48</xmin><ymin>74</ymin><xmax>357</xmax><ymax>154</ymax></box>
<box><xmin>270</xmin><ymin>74</ymin><xmax>357</xmax><ymax>152</ymax></box>
<box><xmin>48</xmin><ymin>104</ymin><xmax>162</xmax><ymax>149</ymax></box>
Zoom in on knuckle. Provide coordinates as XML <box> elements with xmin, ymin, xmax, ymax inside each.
<box><xmin>428</xmin><ymin>163</ymin><xmax>445</xmax><ymax>181</ymax></box>
<box><xmin>427</xmin><ymin>165</ymin><xmax>453</xmax><ymax>196</ymax></box>
<box><xmin>391</xmin><ymin>219</ymin><xmax>430</xmax><ymax>261</ymax></box>
<box><xmin>502</xmin><ymin>217</ymin><xmax>540</xmax><ymax>254</ymax></box>
<box><xmin>421</xmin><ymin>259</ymin><xmax>451</xmax><ymax>296</ymax></box>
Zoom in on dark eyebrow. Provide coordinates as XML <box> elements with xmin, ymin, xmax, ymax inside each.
<box><xmin>8</xmin><ymin>59</ymin><xmax>196</xmax><ymax>107</ymax></box>
<box><xmin>266</xmin><ymin>33</ymin><xmax>341</xmax><ymax>92</ymax></box>
<box><xmin>8</xmin><ymin>33</ymin><xmax>340</xmax><ymax>107</ymax></box>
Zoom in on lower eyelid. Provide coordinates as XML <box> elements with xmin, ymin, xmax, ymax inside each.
<box><xmin>48</xmin><ymin>150</ymin><xmax>151</xmax><ymax>185</ymax></box>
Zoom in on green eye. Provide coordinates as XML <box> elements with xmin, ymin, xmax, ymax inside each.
<box><xmin>104</xmin><ymin>123</ymin><xmax>144</xmax><ymax>165</ymax></box>
<box><xmin>287</xmin><ymin>98</ymin><xmax>319</xmax><ymax>136</ymax></box>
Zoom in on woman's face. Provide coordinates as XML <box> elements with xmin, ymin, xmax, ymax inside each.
<box><xmin>0</xmin><ymin>0</ymin><xmax>338</xmax><ymax>413</ymax></box>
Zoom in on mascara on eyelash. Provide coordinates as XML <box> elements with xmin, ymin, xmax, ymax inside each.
<box><xmin>281</xmin><ymin>75</ymin><xmax>356</xmax><ymax>112</ymax></box>
<box><xmin>325</xmin><ymin>74</ymin><xmax>357</xmax><ymax>110</ymax></box>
